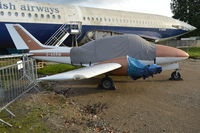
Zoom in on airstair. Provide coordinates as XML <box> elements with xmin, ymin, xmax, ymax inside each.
<box><xmin>44</xmin><ymin>21</ymin><xmax>82</xmax><ymax>47</ymax></box>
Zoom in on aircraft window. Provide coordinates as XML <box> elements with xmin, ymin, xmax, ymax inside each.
<box><xmin>100</xmin><ymin>18</ymin><xmax>102</xmax><ymax>21</ymax></box>
<box><xmin>108</xmin><ymin>18</ymin><xmax>111</xmax><ymax>22</ymax></box>
<box><xmin>92</xmin><ymin>17</ymin><xmax>94</xmax><ymax>21</ymax></box>
<box><xmin>47</xmin><ymin>14</ymin><xmax>50</xmax><ymax>19</ymax></box>
<box><xmin>41</xmin><ymin>14</ymin><xmax>44</xmax><ymax>18</ymax></box>
<box><xmin>58</xmin><ymin>15</ymin><xmax>61</xmax><ymax>19</ymax></box>
<box><xmin>116</xmin><ymin>18</ymin><xmax>118</xmax><ymax>22</ymax></box>
<box><xmin>15</xmin><ymin>12</ymin><xmax>18</xmax><ymax>17</ymax></box>
<box><xmin>104</xmin><ymin>18</ymin><xmax>106</xmax><ymax>21</ymax></box>
<box><xmin>83</xmin><ymin>17</ymin><xmax>86</xmax><ymax>21</ymax></box>
<box><xmin>150</xmin><ymin>21</ymin><xmax>152</xmax><ymax>24</ymax></box>
<box><xmin>120</xmin><ymin>19</ymin><xmax>122</xmax><ymax>23</ymax></box>
<box><xmin>112</xmin><ymin>18</ymin><xmax>115</xmax><ymax>22</ymax></box>
<box><xmin>0</xmin><ymin>11</ymin><xmax>4</xmax><ymax>16</ymax></box>
<box><xmin>28</xmin><ymin>13</ymin><xmax>32</xmax><ymax>17</ymax></box>
<box><xmin>8</xmin><ymin>12</ymin><xmax>11</xmax><ymax>16</ymax></box>
<box><xmin>52</xmin><ymin>15</ymin><xmax>56</xmax><ymax>19</ymax></box>
<box><xmin>87</xmin><ymin>17</ymin><xmax>90</xmax><ymax>21</ymax></box>
<box><xmin>21</xmin><ymin>12</ymin><xmax>25</xmax><ymax>17</ymax></box>
<box><xmin>35</xmin><ymin>14</ymin><xmax>38</xmax><ymax>18</ymax></box>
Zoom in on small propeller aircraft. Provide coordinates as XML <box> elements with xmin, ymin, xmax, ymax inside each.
<box><xmin>6</xmin><ymin>24</ymin><xmax>189</xmax><ymax>90</ymax></box>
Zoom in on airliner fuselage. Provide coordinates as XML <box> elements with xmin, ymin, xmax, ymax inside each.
<box><xmin>0</xmin><ymin>0</ymin><xmax>196</xmax><ymax>52</ymax></box>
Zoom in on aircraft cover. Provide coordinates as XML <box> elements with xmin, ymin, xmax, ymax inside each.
<box><xmin>70</xmin><ymin>35</ymin><xmax>156</xmax><ymax>64</ymax></box>
<box><xmin>127</xmin><ymin>56</ymin><xmax>162</xmax><ymax>80</ymax></box>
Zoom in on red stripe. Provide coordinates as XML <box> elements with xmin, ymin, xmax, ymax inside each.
<box><xmin>32</xmin><ymin>53</ymin><xmax>70</xmax><ymax>57</ymax></box>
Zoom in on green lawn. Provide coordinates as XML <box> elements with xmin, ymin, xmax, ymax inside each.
<box><xmin>180</xmin><ymin>47</ymin><xmax>200</xmax><ymax>59</ymax></box>
<box><xmin>37</xmin><ymin>64</ymin><xmax>81</xmax><ymax>75</ymax></box>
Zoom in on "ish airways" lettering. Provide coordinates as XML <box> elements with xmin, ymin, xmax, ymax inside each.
<box><xmin>20</xmin><ymin>5</ymin><xmax>59</xmax><ymax>14</ymax></box>
<box><xmin>0</xmin><ymin>2</ymin><xmax>60</xmax><ymax>14</ymax></box>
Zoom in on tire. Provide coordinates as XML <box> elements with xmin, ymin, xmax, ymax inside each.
<box><xmin>99</xmin><ymin>77</ymin><xmax>116</xmax><ymax>90</ymax></box>
<box><xmin>170</xmin><ymin>71</ymin><xmax>182</xmax><ymax>80</ymax></box>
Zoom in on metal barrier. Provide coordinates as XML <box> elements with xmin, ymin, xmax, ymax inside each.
<box><xmin>160</xmin><ymin>40</ymin><xmax>200</xmax><ymax>47</ymax></box>
<box><xmin>0</xmin><ymin>54</ymin><xmax>39</xmax><ymax>127</ymax></box>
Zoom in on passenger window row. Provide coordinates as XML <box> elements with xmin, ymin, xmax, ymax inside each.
<box><xmin>83</xmin><ymin>16</ymin><xmax>163</xmax><ymax>26</ymax></box>
<box><xmin>0</xmin><ymin>11</ymin><xmax>61</xmax><ymax>19</ymax></box>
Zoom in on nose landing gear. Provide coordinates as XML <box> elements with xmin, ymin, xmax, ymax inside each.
<box><xmin>169</xmin><ymin>70</ymin><xmax>183</xmax><ymax>80</ymax></box>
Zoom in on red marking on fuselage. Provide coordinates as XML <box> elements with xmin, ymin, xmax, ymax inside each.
<box><xmin>32</xmin><ymin>53</ymin><xmax>70</xmax><ymax>57</ymax></box>
<box><xmin>14</xmin><ymin>26</ymin><xmax>50</xmax><ymax>50</ymax></box>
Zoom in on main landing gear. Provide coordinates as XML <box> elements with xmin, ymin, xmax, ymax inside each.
<box><xmin>169</xmin><ymin>70</ymin><xmax>183</xmax><ymax>81</ymax></box>
<box><xmin>98</xmin><ymin>76</ymin><xmax>116</xmax><ymax>90</ymax></box>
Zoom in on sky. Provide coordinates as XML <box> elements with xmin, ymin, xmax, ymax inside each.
<box><xmin>30</xmin><ymin>0</ymin><xmax>173</xmax><ymax>17</ymax></box>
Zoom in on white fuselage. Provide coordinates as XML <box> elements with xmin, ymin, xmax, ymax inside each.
<box><xmin>0</xmin><ymin>0</ymin><xmax>196</xmax><ymax>51</ymax></box>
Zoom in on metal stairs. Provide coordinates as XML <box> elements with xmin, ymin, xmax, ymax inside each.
<box><xmin>44</xmin><ymin>21</ymin><xmax>82</xmax><ymax>47</ymax></box>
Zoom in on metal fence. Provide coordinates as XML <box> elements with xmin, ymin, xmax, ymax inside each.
<box><xmin>160</xmin><ymin>40</ymin><xmax>200</xmax><ymax>48</ymax></box>
<box><xmin>0</xmin><ymin>54</ymin><xmax>39</xmax><ymax>127</ymax></box>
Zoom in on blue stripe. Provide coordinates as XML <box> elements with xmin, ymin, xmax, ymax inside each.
<box><xmin>0</xmin><ymin>22</ymin><xmax>187</xmax><ymax>53</ymax></box>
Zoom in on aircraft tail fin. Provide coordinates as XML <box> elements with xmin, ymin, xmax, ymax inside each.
<box><xmin>6</xmin><ymin>24</ymin><xmax>52</xmax><ymax>50</ymax></box>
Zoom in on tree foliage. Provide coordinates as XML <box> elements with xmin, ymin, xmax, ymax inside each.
<box><xmin>171</xmin><ymin>0</ymin><xmax>200</xmax><ymax>37</ymax></box>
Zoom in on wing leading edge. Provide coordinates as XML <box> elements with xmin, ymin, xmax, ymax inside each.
<box><xmin>38</xmin><ymin>63</ymin><xmax>122</xmax><ymax>81</ymax></box>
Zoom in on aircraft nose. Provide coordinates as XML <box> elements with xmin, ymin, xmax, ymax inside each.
<box><xmin>156</xmin><ymin>45</ymin><xmax>189</xmax><ymax>58</ymax></box>
<box><xmin>186</xmin><ymin>24</ymin><xmax>197</xmax><ymax>31</ymax></box>
<box><xmin>190</xmin><ymin>25</ymin><xmax>197</xmax><ymax>31</ymax></box>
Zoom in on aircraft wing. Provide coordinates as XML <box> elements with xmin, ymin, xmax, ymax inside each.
<box><xmin>38</xmin><ymin>63</ymin><xmax>121</xmax><ymax>81</ymax></box>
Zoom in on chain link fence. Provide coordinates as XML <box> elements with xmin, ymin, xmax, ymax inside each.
<box><xmin>0</xmin><ymin>54</ymin><xmax>39</xmax><ymax>127</ymax></box>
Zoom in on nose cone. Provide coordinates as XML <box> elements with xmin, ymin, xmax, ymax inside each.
<box><xmin>178</xmin><ymin>20</ymin><xmax>196</xmax><ymax>31</ymax></box>
<box><xmin>187</xmin><ymin>24</ymin><xmax>197</xmax><ymax>31</ymax></box>
<box><xmin>156</xmin><ymin>45</ymin><xmax>189</xmax><ymax>58</ymax></box>
<box><xmin>190</xmin><ymin>25</ymin><xmax>197</xmax><ymax>31</ymax></box>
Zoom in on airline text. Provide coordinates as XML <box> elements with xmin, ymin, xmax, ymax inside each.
<box><xmin>0</xmin><ymin>2</ymin><xmax>60</xmax><ymax>14</ymax></box>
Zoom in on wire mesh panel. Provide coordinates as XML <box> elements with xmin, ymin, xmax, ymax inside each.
<box><xmin>0</xmin><ymin>55</ymin><xmax>38</xmax><ymax>126</ymax></box>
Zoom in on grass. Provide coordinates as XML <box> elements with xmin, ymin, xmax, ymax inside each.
<box><xmin>0</xmin><ymin>93</ymin><xmax>67</xmax><ymax>133</ymax></box>
<box><xmin>0</xmin><ymin>99</ymin><xmax>55</xmax><ymax>133</ymax></box>
<box><xmin>37</xmin><ymin>64</ymin><xmax>81</xmax><ymax>75</ymax></box>
<box><xmin>180</xmin><ymin>47</ymin><xmax>200</xmax><ymax>59</ymax></box>
<box><xmin>0</xmin><ymin>92</ymin><xmax>108</xmax><ymax>133</ymax></box>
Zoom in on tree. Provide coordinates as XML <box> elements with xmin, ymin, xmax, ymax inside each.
<box><xmin>171</xmin><ymin>0</ymin><xmax>200</xmax><ymax>37</ymax></box>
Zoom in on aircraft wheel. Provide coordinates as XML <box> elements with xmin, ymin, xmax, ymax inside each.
<box><xmin>99</xmin><ymin>77</ymin><xmax>116</xmax><ymax>90</ymax></box>
<box><xmin>169</xmin><ymin>71</ymin><xmax>182</xmax><ymax>80</ymax></box>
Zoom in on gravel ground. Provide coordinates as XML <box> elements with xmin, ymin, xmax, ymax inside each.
<box><xmin>52</xmin><ymin>59</ymin><xmax>200</xmax><ymax>133</ymax></box>
<box><xmin>1</xmin><ymin>59</ymin><xmax>199</xmax><ymax>133</ymax></box>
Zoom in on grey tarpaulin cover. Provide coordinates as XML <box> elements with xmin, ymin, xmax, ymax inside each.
<box><xmin>70</xmin><ymin>35</ymin><xmax>156</xmax><ymax>64</ymax></box>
